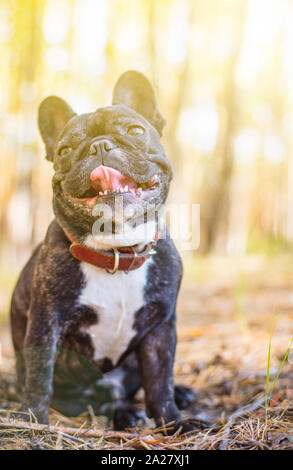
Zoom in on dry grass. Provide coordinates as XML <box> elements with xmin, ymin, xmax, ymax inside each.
<box><xmin>0</xmin><ymin>257</ymin><xmax>292</xmax><ymax>450</ymax></box>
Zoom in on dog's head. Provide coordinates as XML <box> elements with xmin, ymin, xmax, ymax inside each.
<box><xmin>39</xmin><ymin>71</ymin><xmax>172</xmax><ymax>247</ymax></box>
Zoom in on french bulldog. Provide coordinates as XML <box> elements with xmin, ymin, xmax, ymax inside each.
<box><xmin>10</xmin><ymin>71</ymin><xmax>198</xmax><ymax>433</ymax></box>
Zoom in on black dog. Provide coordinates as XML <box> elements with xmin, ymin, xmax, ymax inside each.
<box><xmin>10</xmin><ymin>71</ymin><xmax>197</xmax><ymax>433</ymax></box>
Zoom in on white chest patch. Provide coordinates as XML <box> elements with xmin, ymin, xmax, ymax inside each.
<box><xmin>78</xmin><ymin>260</ymin><xmax>150</xmax><ymax>365</ymax></box>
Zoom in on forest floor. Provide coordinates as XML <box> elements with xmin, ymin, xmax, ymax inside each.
<box><xmin>0</xmin><ymin>254</ymin><xmax>292</xmax><ymax>450</ymax></box>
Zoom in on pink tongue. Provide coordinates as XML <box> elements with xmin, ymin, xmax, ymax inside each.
<box><xmin>90</xmin><ymin>165</ymin><xmax>137</xmax><ymax>192</ymax></box>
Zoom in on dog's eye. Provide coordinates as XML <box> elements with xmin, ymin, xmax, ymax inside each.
<box><xmin>127</xmin><ymin>125</ymin><xmax>144</xmax><ymax>136</ymax></box>
<box><xmin>59</xmin><ymin>146</ymin><xmax>72</xmax><ymax>156</ymax></box>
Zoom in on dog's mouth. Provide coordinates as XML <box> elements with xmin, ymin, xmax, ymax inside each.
<box><xmin>72</xmin><ymin>165</ymin><xmax>161</xmax><ymax>209</ymax></box>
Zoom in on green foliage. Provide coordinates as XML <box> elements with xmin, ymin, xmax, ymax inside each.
<box><xmin>265</xmin><ymin>317</ymin><xmax>293</xmax><ymax>411</ymax></box>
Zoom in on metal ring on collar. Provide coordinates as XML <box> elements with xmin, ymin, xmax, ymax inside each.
<box><xmin>106</xmin><ymin>248</ymin><xmax>120</xmax><ymax>274</ymax></box>
<box><xmin>125</xmin><ymin>247</ymin><xmax>138</xmax><ymax>274</ymax></box>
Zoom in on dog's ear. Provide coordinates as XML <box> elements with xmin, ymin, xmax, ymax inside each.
<box><xmin>38</xmin><ymin>96</ymin><xmax>76</xmax><ymax>161</ymax></box>
<box><xmin>112</xmin><ymin>71</ymin><xmax>166</xmax><ymax>136</ymax></box>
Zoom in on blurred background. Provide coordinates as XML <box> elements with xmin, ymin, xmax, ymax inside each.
<box><xmin>1</xmin><ymin>0</ymin><xmax>293</xmax><ymax>338</ymax></box>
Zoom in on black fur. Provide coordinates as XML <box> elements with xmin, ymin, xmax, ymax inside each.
<box><xmin>10</xmin><ymin>71</ymin><xmax>196</xmax><ymax>433</ymax></box>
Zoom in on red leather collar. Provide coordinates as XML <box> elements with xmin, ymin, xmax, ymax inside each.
<box><xmin>64</xmin><ymin>229</ymin><xmax>159</xmax><ymax>274</ymax></box>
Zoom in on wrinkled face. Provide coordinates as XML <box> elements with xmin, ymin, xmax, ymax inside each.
<box><xmin>38</xmin><ymin>71</ymin><xmax>172</xmax><ymax>243</ymax></box>
<box><xmin>52</xmin><ymin>105</ymin><xmax>171</xmax><ymax>239</ymax></box>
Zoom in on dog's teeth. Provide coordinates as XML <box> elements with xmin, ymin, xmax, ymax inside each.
<box><xmin>138</xmin><ymin>187</ymin><xmax>142</xmax><ymax>191</ymax></box>
<box><xmin>125</xmin><ymin>186</ymin><xmax>128</xmax><ymax>192</ymax></box>
<box><xmin>149</xmin><ymin>174</ymin><xmax>159</xmax><ymax>186</ymax></box>
<box><xmin>99</xmin><ymin>191</ymin><xmax>103</xmax><ymax>195</ymax></box>
<box><xmin>104</xmin><ymin>190</ymin><xmax>108</xmax><ymax>195</ymax></box>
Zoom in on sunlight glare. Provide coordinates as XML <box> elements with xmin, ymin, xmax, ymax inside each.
<box><xmin>46</xmin><ymin>46</ymin><xmax>69</xmax><ymax>71</ymax></box>
<box><xmin>165</xmin><ymin>0</ymin><xmax>189</xmax><ymax>64</ymax></box>
<box><xmin>76</xmin><ymin>0</ymin><xmax>108</xmax><ymax>75</ymax></box>
<box><xmin>177</xmin><ymin>101</ymin><xmax>219</xmax><ymax>154</ymax></box>
<box><xmin>234</xmin><ymin>128</ymin><xmax>261</xmax><ymax>164</ymax></box>
<box><xmin>43</xmin><ymin>0</ymin><xmax>70</xmax><ymax>45</ymax></box>
<box><xmin>264</xmin><ymin>135</ymin><xmax>285</xmax><ymax>164</ymax></box>
<box><xmin>69</xmin><ymin>95</ymin><xmax>95</xmax><ymax>114</ymax></box>
<box><xmin>237</xmin><ymin>0</ymin><xmax>283</xmax><ymax>87</ymax></box>
<box><xmin>0</xmin><ymin>7</ymin><xmax>13</xmax><ymax>42</ymax></box>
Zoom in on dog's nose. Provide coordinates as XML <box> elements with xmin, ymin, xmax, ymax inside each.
<box><xmin>89</xmin><ymin>139</ymin><xmax>115</xmax><ymax>157</ymax></box>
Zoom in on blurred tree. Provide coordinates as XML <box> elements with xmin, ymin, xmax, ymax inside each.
<box><xmin>199</xmin><ymin>0</ymin><xmax>247</xmax><ymax>253</ymax></box>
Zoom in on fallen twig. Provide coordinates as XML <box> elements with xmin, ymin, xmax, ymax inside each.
<box><xmin>218</xmin><ymin>396</ymin><xmax>266</xmax><ymax>450</ymax></box>
<box><xmin>0</xmin><ymin>416</ymin><xmax>140</xmax><ymax>441</ymax></box>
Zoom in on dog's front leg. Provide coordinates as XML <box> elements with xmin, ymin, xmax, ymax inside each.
<box><xmin>21</xmin><ymin>303</ymin><xmax>60</xmax><ymax>424</ymax></box>
<box><xmin>138</xmin><ymin>316</ymin><xmax>203</xmax><ymax>434</ymax></box>
<box><xmin>137</xmin><ymin>316</ymin><xmax>182</xmax><ymax>430</ymax></box>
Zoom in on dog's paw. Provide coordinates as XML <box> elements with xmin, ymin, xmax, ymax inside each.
<box><xmin>174</xmin><ymin>385</ymin><xmax>196</xmax><ymax>410</ymax></box>
<box><xmin>113</xmin><ymin>404</ymin><xmax>146</xmax><ymax>430</ymax></box>
<box><xmin>167</xmin><ymin>418</ymin><xmax>210</xmax><ymax>435</ymax></box>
